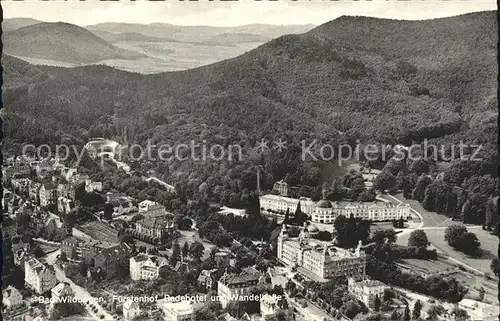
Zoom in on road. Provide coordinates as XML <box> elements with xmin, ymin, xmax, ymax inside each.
<box><xmin>43</xmin><ymin>250</ymin><xmax>115</xmax><ymax>321</ymax></box>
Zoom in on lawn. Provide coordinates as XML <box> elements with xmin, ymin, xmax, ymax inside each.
<box><xmin>391</xmin><ymin>193</ymin><xmax>451</xmax><ymax>228</ymax></box>
<box><xmin>397</xmin><ymin>227</ymin><xmax>498</xmax><ymax>274</ymax></box>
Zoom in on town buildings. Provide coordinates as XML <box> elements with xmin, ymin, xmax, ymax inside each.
<box><xmin>2</xmin><ymin>286</ymin><xmax>27</xmax><ymax>321</ymax></box>
<box><xmin>217</xmin><ymin>270</ymin><xmax>261</xmax><ymax>308</ymax></box>
<box><xmin>348</xmin><ymin>277</ymin><xmax>389</xmax><ymax>309</ymax></box>
<box><xmin>94</xmin><ymin>243</ymin><xmax>132</xmax><ymax>279</ymax></box>
<box><xmin>39</xmin><ymin>182</ymin><xmax>57</xmax><ymax>208</ymax></box>
<box><xmin>85</xmin><ymin>179</ymin><xmax>103</xmax><ymax>193</ymax></box>
<box><xmin>24</xmin><ymin>257</ymin><xmax>57</xmax><ymax>294</ymax></box>
<box><xmin>129</xmin><ymin>254</ymin><xmax>169</xmax><ymax>281</ymax></box>
<box><xmin>123</xmin><ymin>300</ymin><xmax>141</xmax><ymax>320</ymax></box>
<box><xmin>57</xmin><ymin>183</ymin><xmax>76</xmax><ymax>201</ymax></box>
<box><xmin>260</xmin><ymin>294</ymin><xmax>280</xmax><ymax>320</ymax></box>
<box><xmin>2</xmin><ymin>286</ymin><xmax>24</xmax><ymax>309</ymax></box>
<box><xmin>277</xmin><ymin>223</ymin><xmax>366</xmax><ymax>281</ymax></box>
<box><xmin>51</xmin><ymin>282</ymin><xmax>75</xmax><ymax>302</ymax></box>
<box><xmin>197</xmin><ymin>269</ymin><xmax>218</xmax><ymax>290</ymax></box>
<box><xmin>57</xmin><ymin>197</ymin><xmax>74</xmax><ymax>214</ymax></box>
<box><xmin>60</xmin><ymin>236</ymin><xmax>116</xmax><ymax>265</ymax></box>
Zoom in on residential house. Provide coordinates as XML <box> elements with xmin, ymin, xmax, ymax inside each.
<box><xmin>39</xmin><ymin>182</ymin><xmax>57</xmax><ymax>208</ymax></box>
<box><xmin>61</xmin><ymin>168</ymin><xmax>77</xmax><ymax>181</ymax></box>
<box><xmin>129</xmin><ymin>254</ymin><xmax>169</xmax><ymax>281</ymax></box>
<box><xmin>94</xmin><ymin>243</ymin><xmax>132</xmax><ymax>279</ymax></box>
<box><xmin>29</xmin><ymin>181</ymin><xmax>42</xmax><ymax>203</ymax></box>
<box><xmin>35</xmin><ymin>161</ymin><xmax>54</xmax><ymax>180</ymax></box>
<box><xmin>68</xmin><ymin>173</ymin><xmax>90</xmax><ymax>187</ymax></box>
<box><xmin>197</xmin><ymin>269</ymin><xmax>218</xmax><ymax>290</ymax></box>
<box><xmin>2</xmin><ymin>164</ymin><xmax>31</xmax><ymax>182</ymax></box>
<box><xmin>348</xmin><ymin>277</ymin><xmax>389</xmax><ymax>309</ymax></box>
<box><xmin>86</xmin><ymin>267</ymin><xmax>106</xmax><ymax>284</ymax></box>
<box><xmin>2</xmin><ymin>286</ymin><xmax>23</xmax><ymax>309</ymax></box>
<box><xmin>2</xmin><ymin>286</ymin><xmax>27</xmax><ymax>321</ymax></box>
<box><xmin>123</xmin><ymin>300</ymin><xmax>141</xmax><ymax>320</ymax></box>
<box><xmin>260</xmin><ymin>293</ymin><xmax>280</xmax><ymax>320</ymax></box>
<box><xmin>24</xmin><ymin>257</ymin><xmax>57</xmax><ymax>294</ymax></box>
<box><xmin>85</xmin><ymin>179</ymin><xmax>103</xmax><ymax>193</ymax></box>
<box><xmin>51</xmin><ymin>282</ymin><xmax>75</xmax><ymax>306</ymax></box>
<box><xmin>60</xmin><ymin>236</ymin><xmax>116</xmax><ymax>265</ymax></box>
<box><xmin>57</xmin><ymin>183</ymin><xmax>76</xmax><ymax>201</ymax></box>
<box><xmin>217</xmin><ymin>270</ymin><xmax>261</xmax><ymax>308</ymax></box>
<box><xmin>106</xmin><ymin>192</ymin><xmax>122</xmax><ymax>204</ymax></box>
<box><xmin>11</xmin><ymin>178</ymin><xmax>31</xmax><ymax>195</ymax></box>
<box><xmin>57</xmin><ymin>197</ymin><xmax>74</xmax><ymax>214</ymax></box>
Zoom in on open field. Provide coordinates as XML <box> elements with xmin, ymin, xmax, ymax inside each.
<box><xmin>397</xmin><ymin>227</ymin><xmax>497</xmax><ymax>274</ymax></box>
<box><xmin>78</xmin><ymin>221</ymin><xmax>119</xmax><ymax>244</ymax></box>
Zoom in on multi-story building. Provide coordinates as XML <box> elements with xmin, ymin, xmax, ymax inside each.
<box><xmin>277</xmin><ymin>223</ymin><xmax>366</xmax><ymax>281</ymax></box>
<box><xmin>94</xmin><ymin>243</ymin><xmax>132</xmax><ymax>279</ymax></box>
<box><xmin>35</xmin><ymin>161</ymin><xmax>54</xmax><ymax>180</ymax></box>
<box><xmin>135</xmin><ymin>212</ymin><xmax>176</xmax><ymax>241</ymax></box>
<box><xmin>57</xmin><ymin>197</ymin><xmax>74</xmax><ymax>214</ymax></box>
<box><xmin>260</xmin><ymin>195</ymin><xmax>316</xmax><ymax>216</ymax></box>
<box><xmin>260</xmin><ymin>192</ymin><xmax>411</xmax><ymax>223</ymax></box>
<box><xmin>197</xmin><ymin>269</ymin><xmax>218</xmax><ymax>290</ymax></box>
<box><xmin>2</xmin><ymin>286</ymin><xmax>23</xmax><ymax>309</ymax></box>
<box><xmin>51</xmin><ymin>282</ymin><xmax>75</xmax><ymax>302</ymax></box>
<box><xmin>348</xmin><ymin>277</ymin><xmax>388</xmax><ymax>309</ymax></box>
<box><xmin>217</xmin><ymin>270</ymin><xmax>261</xmax><ymax>308</ymax></box>
<box><xmin>3</xmin><ymin>164</ymin><xmax>31</xmax><ymax>182</ymax></box>
<box><xmin>123</xmin><ymin>300</ymin><xmax>141</xmax><ymax>320</ymax></box>
<box><xmin>60</xmin><ymin>236</ymin><xmax>116</xmax><ymax>265</ymax></box>
<box><xmin>273</xmin><ymin>180</ymin><xmax>289</xmax><ymax>196</ymax></box>
<box><xmin>57</xmin><ymin>183</ymin><xmax>76</xmax><ymax>200</ymax></box>
<box><xmin>85</xmin><ymin>179</ymin><xmax>103</xmax><ymax>193</ymax></box>
<box><xmin>311</xmin><ymin>199</ymin><xmax>411</xmax><ymax>223</ymax></box>
<box><xmin>260</xmin><ymin>293</ymin><xmax>280</xmax><ymax>320</ymax></box>
<box><xmin>129</xmin><ymin>254</ymin><xmax>169</xmax><ymax>281</ymax></box>
<box><xmin>39</xmin><ymin>182</ymin><xmax>57</xmax><ymax>208</ymax></box>
<box><xmin>24</xmin><ymin>257</ymin><xmax>57</xmax><ymax>294</ymax></box>
<box><xmin>29</xmin><ymin>181</ymin><xmax>42</xmax><ymax>203</ymax></box>
<box><xmin>68</xmin><ymin>173</ymin><xmax>90</xmax><ymax>187</ymax></box>
<box><xmin>2</xmin><ymin>286</ymin><xmax>27</xmax><ymax>321</ymax></box>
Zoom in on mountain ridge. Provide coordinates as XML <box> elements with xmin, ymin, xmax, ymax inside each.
<box><xmin>3</xmin><ymin>22</ymin><xmax>146</xmax><ymax>63</ymax></box>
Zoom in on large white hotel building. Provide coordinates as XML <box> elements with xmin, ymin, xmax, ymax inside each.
<box><xmin>260</xmin><ymin>194</ymin><xmax>411</xmax><ymax>223</ymax></box>
<box><xmin>277</xmin><ymin>223</ymin><xmax>366</xmax><ymax>281</ymax></box>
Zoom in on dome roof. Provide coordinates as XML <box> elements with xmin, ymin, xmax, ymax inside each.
<box><xmin>316</xmin><ymin>199</ymin><xmax>332</xmax><ymax>208</ymax></box>
<box><xmin>307</xmin><ymin>224</ymin><xmax>319</xmax><ymax>234</ymax></box>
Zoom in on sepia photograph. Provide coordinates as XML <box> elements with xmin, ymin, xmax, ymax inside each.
<box><xmin>0</xmin><ymin>1</ymin><xmax>498</xmax><ymax>321</ymax></box>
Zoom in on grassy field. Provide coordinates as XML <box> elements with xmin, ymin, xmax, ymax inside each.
<box><xmin>391</xmin><ymin>193</ymin><xmax>452</xmax><ymax>227</ymax></box>
<box><xmin>397</xmin><ymin>227</ymin><xmax>497</xmax><ymax>274</ymax></box>
<box><xmin>79</xmin><ymin>221</ymin><xmax>119</xmax><ymax>244</ymax></box>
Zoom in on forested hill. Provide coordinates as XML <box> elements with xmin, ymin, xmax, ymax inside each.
<box><xmin>3</xmin><ymin>22</ymin><xmax>145</xmax><ymax>63</ymax></box>
<box><xmin>4</xmin><ymin>11</ymin><xmax>497</xmax><ymax>173</ymax></box>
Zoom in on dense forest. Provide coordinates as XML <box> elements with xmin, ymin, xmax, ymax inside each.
<box><xmin>3</xmin><ymin>11</ymin><xmax>497</xmax><ymax>216</ymax></box>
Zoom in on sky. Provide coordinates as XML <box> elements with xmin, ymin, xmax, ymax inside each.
<box><xmin>2</xmin><ymin>0</ymin><xmax>497</xmax><ymax>27</ymax></box>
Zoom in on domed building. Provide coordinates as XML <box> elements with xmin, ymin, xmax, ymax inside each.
<box><xmin>312</xmin><ymin>198</ymin><xmax>336</xmax><ymax>223</ymax></box>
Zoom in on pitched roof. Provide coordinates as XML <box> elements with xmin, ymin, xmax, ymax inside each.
<box><xmin>219</xmin><ymin>271</ymin><xmax>260</xmax><ymax>286</ymax></box>
<box><xmin>137</xmin><ymin>213</ymin><xmax>175</xmax><ymax>229</ymax></box>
